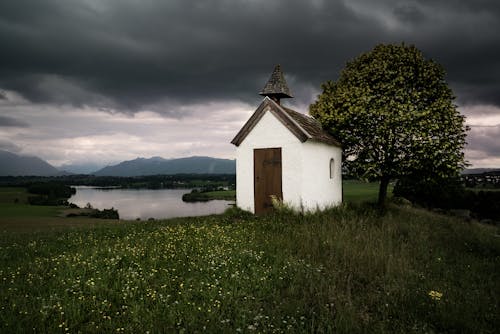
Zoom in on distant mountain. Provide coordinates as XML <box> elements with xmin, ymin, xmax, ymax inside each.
<box><xmin>0</xmin><ymin>150</ymin><xmax>62</xmax><ymax>176</ymax></box>
<box><xmin>93</xmin><ymin>156</ymin><xmax>236</xmax><ymax>176</ymax></box>
<box><xmin>57</xmin><ymin>162</ymin><xmax>105</xmax><ymax>175</ymax></box>
<box><xmin>462</xmin><ymin>168</ymin><xmax>500</xmax><ymax>175</ymax></box>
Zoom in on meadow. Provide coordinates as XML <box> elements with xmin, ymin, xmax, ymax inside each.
<box><xmin>0</xmin><ymin>183</ymin><xmax>498</xmax><ymax>333</ymax></box>
<box><xmin>0</xmin><ymin>187</ymin><xmax>112</xmax><ymax>232</ymax></box>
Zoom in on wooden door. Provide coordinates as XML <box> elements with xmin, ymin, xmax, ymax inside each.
<box><xmin>254</xmin><ymin>148</ymin><xmax>282</xmax><ymax>215</ymax></box>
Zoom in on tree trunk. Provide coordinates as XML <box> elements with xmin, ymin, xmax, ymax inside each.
<box><xmin>378</xmin><ymin>176</ymin><xmax>390</xmax><ymax>208</ymax></box>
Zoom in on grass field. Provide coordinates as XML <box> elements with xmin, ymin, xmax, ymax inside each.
<box><xmin>0</xmin><ymin>188</ymin><xmax>115</xmax><ymax>231</ymax></box>
<box><xmin>0</xmin><ymin>184</ymin><xmax>498</xmax><ymax>332</ymax></box>
<box><xmin>187</xmin><ymin>180</ymin><xmax>382</xmax><ymax>203</ymax></box>
<box><xmin>0</xmin><ymin>187</ymin><xmax>31</xmax><ymax>204</ymax></box>
<box><xmin>342</xmin><ymin>180</ymin><xmax>392</xmax><ymax>203</ymax></box>
<box><xmin>202</xmin><ymin>190</ymin><xmax>237</xmax><ymax>200</ymax></box>
<box><xmin>183</xmin><ymin>190</ymin><xmax>237</xmax><ymax>202</ymax></box>
<box><xmin>209</xmin><ymin>181</ymin><xmax>387</xmax><ymax>203</ymax></box>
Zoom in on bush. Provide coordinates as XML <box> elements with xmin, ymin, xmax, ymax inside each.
<box><xmin>394</xmin><ymin>177</ymin><xmax>500</xmax><ymax>220</ymax></box>
<box><xmin>89</xmin><ymin>208</ymin><xmax>119</xmax><ymax>219</ymax></box>
<box><xmin>394</xmin><ymin>176</ymin><xmax>466</xmax><ymax>209</ymax></box>
<box><xmin>466</xmin><ymin>191</ymin><xmax>500</xmax><ymax>221</ymax></box>
<box><xmin>182</xmin><ymin>191</ymin><xmax>210</xmax><ymax>202</ymax></box>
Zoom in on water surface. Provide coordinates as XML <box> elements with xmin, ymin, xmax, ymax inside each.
<box><xmin>69</xmin><ymin>187</ymin><xmax>233</xmax><ymax>220</ymax></box>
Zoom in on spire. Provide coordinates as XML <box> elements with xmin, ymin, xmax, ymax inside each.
<box><xmin>259</xmin><ymin>64</ymin><xmax>293</xmax><ymax>105</ymax></box>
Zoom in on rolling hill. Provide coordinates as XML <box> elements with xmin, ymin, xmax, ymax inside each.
<box><xmin>462</xmin><ymin>168</ymin><xmax>500</xmax><ymax>175</ymax></box>
<box><xmin>92</xmin><ymin>156</ymin><xmax>235</xmax><ymax>176</ymax></box>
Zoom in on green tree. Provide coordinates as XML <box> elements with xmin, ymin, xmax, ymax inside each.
<box><xmin>310</xmin><ymin>43</ymin><xmax>468</xmax><ymax>207</ymax></box>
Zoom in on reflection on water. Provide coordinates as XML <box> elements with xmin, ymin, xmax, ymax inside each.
<box><xmin>68</xmin><ymin>187</ymin><xmax>234</xmax><ymax>220</ymax></box>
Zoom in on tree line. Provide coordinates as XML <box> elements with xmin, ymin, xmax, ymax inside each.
<box><xmin>0</xmin><ymin>174</ymin><xmax>236</xmax><ymax>190</ymax></box>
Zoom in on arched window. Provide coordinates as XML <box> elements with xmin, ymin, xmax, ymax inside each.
<box><xmin>329</xmin><ymin>158</ymin><xmax>335</xmax><ymax>179</ymax></box>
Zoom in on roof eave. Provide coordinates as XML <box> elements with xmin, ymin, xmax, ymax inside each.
<box><xmin>231</xmin><ymin>97</ymin><xmax>341</xmax><ymax>147</ymax></box>
<box><xmin>270</xmin><ymin>99</ymin><xmax>312</xmax><ymax>140</ymax></box>
<box><xmin>231</xmin><ymin>97</ymin><xmax>309</xmax><ymax>146</ymax></box>
<box><xmin>230</xmin><ymin>98</ymin><xmax>272</xmax><ymax>147</ymax></box>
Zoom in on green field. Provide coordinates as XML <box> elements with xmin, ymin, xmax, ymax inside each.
<box><xmin>0</xmin><ymin>188</ymin><xmax>115</xmax><ymax>231</ymax></box>
<box><xmin>183</xmin><ymin>190</ymin><xmax>237</xmax><ymax>202</ymax></box>
<box><xmin>200</xmin><ymin>190</ymin><xmax>237</xmax><ymax>200</ymax></box>
<box><xmin>0</xmin><ymin>184</ymin><xmax>498</xmax><ymax>332</ymax></box>
<box><xmin>209</xmin><ymin>181</ymin><xmax>385</xmax><ymax>203</ymax></box>
<box><xmin>0</xmin><ymin>187</ymin><xmax>31</xmax><ymax>204</ymax></box>
<box><xmin>186</xmin><ymin>181</ymin><xmax>381</xmax><ymax>203</ymax></box>
<box><xmin>342</xmin><ymin>179</ymin><xmax>392</xmax><ymax>203</ymax></box>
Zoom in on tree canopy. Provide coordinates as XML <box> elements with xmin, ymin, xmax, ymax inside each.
<box><xmin>309</xmin><ymin>43</ymin><xmax>468</xmax><ymax>206</ymax></box>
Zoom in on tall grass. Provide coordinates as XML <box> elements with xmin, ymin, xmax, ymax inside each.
<box><xmin>260</xmin><ymin>205</ymin><xmax>499</xmax><ymax>332</ymax></box>
<box><xmin>0</xmin><ymin>204</ymin><xmax>498</xmax><ymax>333</ymax></box>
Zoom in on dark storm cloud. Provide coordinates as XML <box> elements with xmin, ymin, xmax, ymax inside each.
<box><xmin>0</xmin><ymin>0</ymin><xmax>361</xmax><ymax>110</ymax></box>
<box><xmin>467</xmin><ymin>125</ymin><xmax>500</xmax><ymax>156</ymax></box>
<box><xmin>393</xmin><ymin>4</ymin><xmax>426</xmax><ymax>24</ymax></box>
<box><xmin>0</xmin><ymin>0</ymin><xmax>499</xmax><ymax>112</ymax></box>
<box><xmin>0</xmin><ymin>115</ymin><xmax>29</xmax><ymax>127</ymax></box>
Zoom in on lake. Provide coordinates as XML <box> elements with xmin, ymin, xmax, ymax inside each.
<box><xmin>68</xmin><ymin>187</ymin><xmax>234</xmax><ymax>220</ymax></box>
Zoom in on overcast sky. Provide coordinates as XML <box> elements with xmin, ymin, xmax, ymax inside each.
<box><xmin>1</xmin><ymin>0</ymin><xmax>499</xmax><ymax>169</ymax></box>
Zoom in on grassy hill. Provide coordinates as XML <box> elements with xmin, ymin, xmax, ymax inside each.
<box><xmin>0</xmin><ymin>184</ymin><xmax>498</xmax><ymax>332</ymax></box>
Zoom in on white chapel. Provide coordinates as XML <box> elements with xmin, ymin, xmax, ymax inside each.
<box><xmin>231</xmin><ymin>65</ymin><xmax>342</xmax><ymax>214</ymax></box>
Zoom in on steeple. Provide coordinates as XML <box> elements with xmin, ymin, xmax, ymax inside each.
<box><xmin>259</xmin><ymin>64</ymin><xmax>293</xmax><ymax>105</ymax></box>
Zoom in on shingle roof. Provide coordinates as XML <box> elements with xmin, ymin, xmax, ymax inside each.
<box><xmin>259</xmin><ymin>64</ymin><xmax>293</xmax><ymax>99</ymax></box>
<box><xmin>282</xmin><ymin>106</ymin><xmax>341</xmax><ymax>146</ymax></box>
<box><xmin>231</xmin><ymin>97</ymin><xmax>341</xmax><ymax>147</ymax></box>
